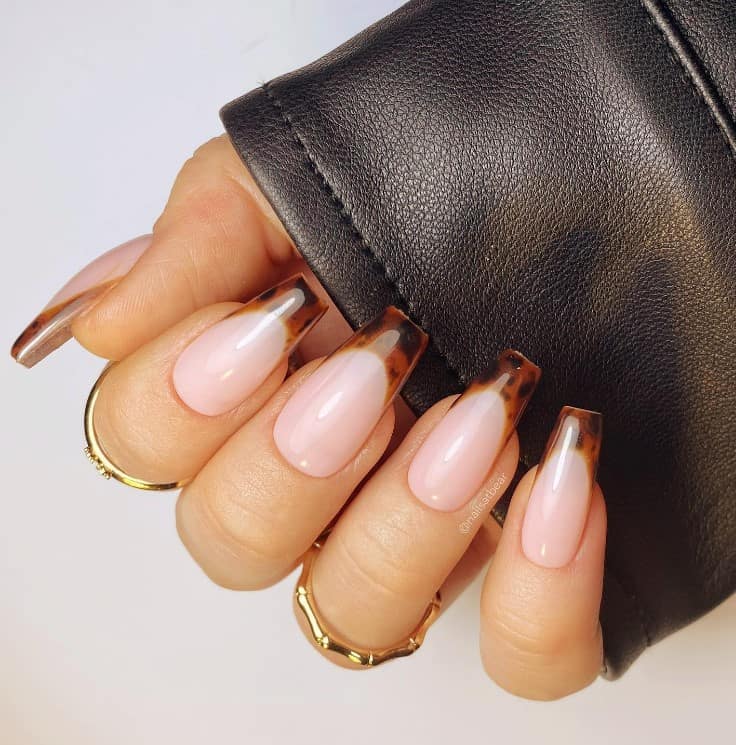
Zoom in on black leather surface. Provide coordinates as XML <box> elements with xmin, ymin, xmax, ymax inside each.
<box><xmin>221</xmin><ymin>0</ymin><xmax>736</xmax><ymax>677</ymax></box>
<box><xmin>666</xmin><ymin>0</ymin><xmax>736</xmax><ymax>120</ymax></box>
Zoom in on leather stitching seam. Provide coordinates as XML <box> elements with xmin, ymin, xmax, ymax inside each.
<box><xmin>638</xmin><ymin>0</ymin><xmax>736</xmax><ymax>160</ymax></box>
<box><xmin>262</xmin><ymin>81</ymin><xmax>467</xmax><ymax>390</ymax></box>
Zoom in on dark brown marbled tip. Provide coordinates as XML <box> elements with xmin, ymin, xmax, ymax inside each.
<box><xmin>541</xmin><ymin>406</ymin><xmax>603</xmax><ymax>481</ymax></box>
<box><xmin>339</xmin><ymin>305</ymin><xmax>428</xmax><ymax>403</ymax></box>
<box><xmin>466</xmin><ymin>348</ymin><xmax>542</xmax><ymax>438</ymax></box>
<box><xmin>11</xmin><ymin>286</ymin><xmax>109</xmax><ymax>368</ymax></box>
<box><xmin>242</xmin><ymin>274</ymin><xmax>328</xmax><ymax>344</ymax></box>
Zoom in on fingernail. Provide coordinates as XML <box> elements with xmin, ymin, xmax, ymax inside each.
<box><xmin>409</xmin><ymin>349</ymin><xmax>541</xmax><ymax>512</ymax></box>
<box><xmin>521</xmin><ymin>407</ymin><xmax>603</xmax><ymax>568</ymax></box>
<box><xmin>273</xmin><ymin>306</ymin><xmax>427</xmax><ymax>477</ymax></box>
<box><xmin>173</xmin><ymin>275</ymin><xmax>327</xmax><ymax>416</ymax></box>
<box><xmin>11</xmin><ymin>234</ymin><xmax>152</xmax><ymax>368</ymax></box>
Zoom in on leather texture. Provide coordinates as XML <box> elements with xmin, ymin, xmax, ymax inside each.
<box><xmin>221</xmin><ymin>0</ymin><xmax>736</xmax><ymax>678</ymax></box>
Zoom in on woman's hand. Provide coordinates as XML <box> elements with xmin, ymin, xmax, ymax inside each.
<box><xmin>12</xmin><ymin>135</ymin><xmax>607</xmax><ymax>700</ymax></box>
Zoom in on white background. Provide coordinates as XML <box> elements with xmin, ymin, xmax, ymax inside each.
<box><xmin>1</xmin><ymin>2</ymin><xmax>734</xmax><ymax>743</ymax></box>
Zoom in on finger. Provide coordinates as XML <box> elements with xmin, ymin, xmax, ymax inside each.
<box><xmin>439</xmin><ymin>515</ymin><xmax>502</xmax><ymax>607</ymax></box>
<box><xmin>90</xmin><ymin>275</ymin><xmax>326</xmax><ymax>484</ymax></box>
<box><xmin>176</xmin><ymin>307</ymin><xmax>426</xmax><ymax>589</ymax></box>
<box><xmin>11</xmin><ymin>234</ymin><xmax>152</xmax><ymax>367</ymax></box>
<box><xmin>12</xmin><ymin>135</ymin><xmax>296</xmax><ymax>367</ymax></box>
<box><xmin>86</xmin><ymin>134</ymin><xmax>298</xmax><ymax>364</ymax></box>
<box><xmin>297</xmin><ymin>350</ymin><xmax>540</xmax><ymax>664</ymax></box>
<box><xmin>480</xmin><ymin>407</ymin><xmax>605</xmax><ymax>700</ymax></box>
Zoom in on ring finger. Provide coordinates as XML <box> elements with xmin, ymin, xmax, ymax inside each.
<box><xmin>299</xmin><ymin>349</ymin><xmax>540</xmax><ymax>664</ymax></box>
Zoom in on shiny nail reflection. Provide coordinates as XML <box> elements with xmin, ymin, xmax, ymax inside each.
<box><xmin>173</xmin><ymin>275</ymin><xmax>327</xmax><ymax>416</ymax></box>
<box><xmin>521</xmin><ymin>406</ymin><xmax>603</xmax><ymax>568</ymax></box>
<box><xmin>409</xmin><ymin>349</ymin><xmax>541</xmax><ymax>512</ymax></box>
<box><xmin>273</xmin><ymin>306</ymin><xmax>427</xmax><ymax>477</ymax></box>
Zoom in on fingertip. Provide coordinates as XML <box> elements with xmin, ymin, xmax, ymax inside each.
<box><xmin>478</xmin><ymin>468</ymin><xmax>606</xmax><ymax>699</ymax></box>
<box><xmin>71</xmin><ymin>281</ymin><xmax>149</xmax><ymax>360</ymax></box>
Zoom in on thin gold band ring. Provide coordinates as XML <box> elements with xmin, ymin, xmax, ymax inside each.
<box><xmin>83</xmin><ymin>363</ymin><xmax>190</xmax><ymax>491</ymax></box>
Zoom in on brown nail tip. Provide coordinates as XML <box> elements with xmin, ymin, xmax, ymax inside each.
<box><xmin>11</xmin><ymin>306</ymin><xmax>73</xmax><ymax>368</ymax></box>
<box><xmin>350</xmin><ymin>306</ymin><xmax>428</xmax><ymax>355</ymax></box>
<box><xmin>498</xmin><ymin>349</ymin><xmax>542</xmax><ymax>396</ymax></box>
<box><xmin>381</xmin><ymin>305</ymin><xmax>429</xmax><ymax>344</ymax></box>
<box><xmin>473</xmin><ymin>348</ymin><xmax>541</xmax><ymax>384</ymax></box>
<box><xmin>287</xmin><ymin>274</ymin><xmax>330</xmax><ymax>318</ymax></box>
<box><xmin>283</xmin><ymin>276</ymin><xmax>329</xmax><ymax>336</ymax></box>
<box><xmin>240</xmin><ymin>273</ymin><xmax>328</xmax><ymax>337</ymax></box>
<box><xmin>255</xmin><ymin>273</ymin><xmax>315</xmax><ymax>303</ymax></box>
<box><xmin>558</xmin><ymin>405</ymin><xmax>604</xmax><ymax>439</ymax></box>
<box><xmin>548</xmin><ymin>406</ymin><xmax>604</xmax><ymax>474</ymax></box>
<box><xmin>559</xmin><ymin>405</ymin><xmax>603</xmax><ymax>419</ymax></box>
<box><xmin>467</xmin><ymin>348</ymin><xmax>541</xmax><ymax>429</ymax></box>
<box><xmin>10</xmin><ymin>289</ymin><xmax>106</xmax><ymax>369</ymax></box>
<box><xmin>499</xmin><ymin>348</ymin><xmax>541</xmax><ymax>374</ymax></box>
<box><xmin>336</xmin><ymin>305</ymin><xmax>428</xmax><ymax>398</ymax></box>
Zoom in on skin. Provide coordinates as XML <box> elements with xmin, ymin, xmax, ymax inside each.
<box><xmin>70</xmin><ymin>134</ymin><xmax>606</xmax><ymax>700</ymax></box>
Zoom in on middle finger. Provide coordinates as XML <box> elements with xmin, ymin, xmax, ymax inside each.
<box><xmin>90</xmin><ymin>274</ymin><xmax>327</xmax><ymax>485</ymax></box>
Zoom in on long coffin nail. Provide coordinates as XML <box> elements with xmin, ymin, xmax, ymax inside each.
<box><xmin>409</xmin><ymin>349</ymin><xmax>541</xmax><ymax>512</ymax></box>
<box><xmin>11</xmin><ymin>234</ymin><xmax>152</xmax><ymax>368</ymax></box>
<box><xmin>521</xmin><ymin>407</ymin><xmax>603</xmax><ymax>568</ymax></box>
<box><xmin>273</xmin><ymin>306</ymin><xmax>428</xmax><ymax>478</ymax></box>
<box><xmin>173</xmin><ymin>275</ymin><xmax>327</xmax><ymax>416</ymax></box>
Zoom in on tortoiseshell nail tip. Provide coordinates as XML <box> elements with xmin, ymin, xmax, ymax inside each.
<box><xmin>11</xmin><ymin>288</ymin><xmax>108</xmax><ymax>369</ymax></box>
<box><xmin>469</xmin><ymin>348</ymin><xmax>542</xmax><ymax>432</ymax></box>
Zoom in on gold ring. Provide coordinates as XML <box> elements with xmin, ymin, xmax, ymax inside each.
<box><xmin>83</xmin><ymin>363</ymin><xmax>190</xmax><ymax>491</ymax></box>
<box><xmin>294</xmin><ymin>540</ymin><xmax>441</xmax><ymax>668</ymax></box>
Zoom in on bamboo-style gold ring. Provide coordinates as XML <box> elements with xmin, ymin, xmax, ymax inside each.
<box><xmin>294</xmin><ymin>539</ymin><xmax>441</xmax><ymax>668</ymax></box>
<box><xmin>83</xmin><ymin>363</ymin><xmax>190</xmax><ymax>491</ymax></box>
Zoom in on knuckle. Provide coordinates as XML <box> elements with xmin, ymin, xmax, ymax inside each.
<box><xmin>332</xmin><ymin>519</ymin><xmax>426</xmax><ymax>603</ymax></box>
<box><xmin>190</xmin><ymin>464</ymin><xmax>298</xmax><ymax>586</ymax></box>
<box><xmin>190</xmin><ymin>133</ymin><xmax>232</xmax><ymax>163</ymax></box>
<box><xmin>485</xmin><ymin>597</ymin><xmax>573</xmax><ymax>662</ymax></box>
<box><xmin>156</xmin><ymin>137</ymin><xmax>251</xmax><ymax>237</ymax></box>
<box><xmin>208</xmin><ymin>491</ymin><xmax>283</xmax><ymax>567</ymax></box>
<box><xmin>150</xmin><ymin>185</ymin><xmax>252</xmax><ymax>305</ymax></box>
<box><xmin>178</xmin><ymin>182</ymin><xmax>248</xmax><ymax>229</ymax></box>
<box><xmin>481</xmin><ymin>599</ymin><xmax>602</xmax><ymax>700</ymax></box>
<box><xmin>94</xmin><ymin>377</ymin><xmax>176</xmax><ymax>481</ymax></box>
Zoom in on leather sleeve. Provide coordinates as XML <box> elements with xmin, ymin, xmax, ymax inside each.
<box><xmin>220</xmin><ymin>0</ymin><xmax>736</xmax><ymax>678</ymax></box>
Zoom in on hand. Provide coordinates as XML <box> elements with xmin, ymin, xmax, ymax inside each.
<box><xmin>12</xmin><ymin>135</ymin><xmax>607</xmax><ymax>700</ymax></box>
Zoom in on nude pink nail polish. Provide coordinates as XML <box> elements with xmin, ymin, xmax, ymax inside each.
<box><xmin>409</xmin><ymin>350</ymin><xmax>540</xmax><ymax>512</ymax></box>
<box><xmin>273</xmin><ymin>307</ymin><xmax>427</xmax><ymax>478</ymax></box>
<box><xmin>172</xmin><ymin>275</ymin><xmax>326</xmax><ymax>416</ymax></box>
<box><xmin>521</xmin><ymin>407</ymin><xmax>603</xmax><ymax>568</ymax></box>
<box><xmin>11</xmin><ymin>234</ymin><xmax>152</xmax><ymax>368</ymax></box>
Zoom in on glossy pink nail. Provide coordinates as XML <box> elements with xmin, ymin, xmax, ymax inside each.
<box><xmin>521</xmin><ymin>407</ymin><xmax>603</xmax><ymax>568</ymax></box>
<box><xmin>173</xmin><ymin>275</ymin><xmax>326</xmax><ymax>416</ymax></box>
<box><xmin>273</xmin><ymin>306</ymin><xmax>427</xmax><ymax>478</ymax></box>
<box><xmin>11</xmin><ymin>234</ymin><xmax>151</xmax><ymax>367</ymax></box>
<box><xmin>409</xmin><ymin>350</ymin><xmax>540</xmax><ymax>512</ymax></box>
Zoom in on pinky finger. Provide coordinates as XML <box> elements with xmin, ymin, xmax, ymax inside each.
<box><xmin>479</xmin><ymin>407</ymin><xmax>606</xmax><ymax>700</ymax></box>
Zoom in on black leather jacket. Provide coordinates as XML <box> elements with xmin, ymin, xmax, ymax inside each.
<box><xmin>221</xmin><ymin>0</ymin><xmax>736</xmax><ymax>677</ymax></box>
